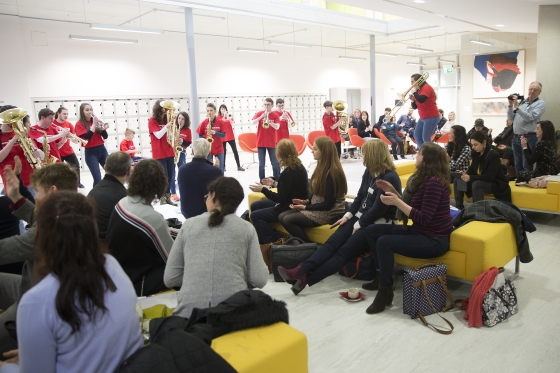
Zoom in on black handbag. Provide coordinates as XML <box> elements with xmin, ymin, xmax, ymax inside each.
<box><xmin>338</xmin><ymin>253</ymin><xmax>376</xmax><ymax>281</ymax></box>
<box><xmin>270</xmin><ymin>237</ymin><xmax>317</xmax><ymax>282</ymax></box>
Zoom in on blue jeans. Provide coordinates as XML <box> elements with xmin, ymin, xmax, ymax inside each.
<box><xmin>207</xmin><ymin>153</ymin><xmax>224</xmax><ymax>174</ymax></box>
<box><xmin>177</xmin><ymin>151</ymin><xmax>186</xmax><ymax>168</ymax></box>
<box><xmin>157</xmin><ymin>157</ymin><xmax>175</xmax><ymax>194</ymax></box>
<box><xmin>414</xmin><ymin>115</ymin><xmax>440</xmax><ymax>149</ymax></box>
<box><xmin>258</xmin><ymin>147</ymin><xmax>280</xmax><ymax>180</ymax></box>
<box><xmin>301</xmin><ymin>217</ymin><xmax>371</xmax><ymax>286</ymax></box>
<box><xmin>365</xmin><ymin>224</ymin><xmax>449</xmax><ymax>286</ymax></box>
<box><xmin>84</xmin><ymin>145</ymin><xmax>108</xmax><ymax>186</ymax></box>
<box><xmin>512</xmin><ymin>134</ymin><xmax>537</xmax><ymax>176</ymax></box>
<box><xmin>250</xmin><ymin>199</ymin><xmax>285</xmax><ymax>244</ymax></box>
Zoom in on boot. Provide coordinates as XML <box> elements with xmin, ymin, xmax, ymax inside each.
<box><xmin>160</xmin><ymin>193</ymin><xmax>177</xmax><ymax>206</ymax></box>
<box><xmin>260</xmin><ymin>243</ymin><xmax>273</xmax><ymax>273</ymax></box>
<box><xmin>277</xmin><ymin>265</ymin><xmax>307</xmax><ymax>295</ymax></box>
<box><xmin>393</xmin><ymin>154</ymin><xmax>398</xmax><ymax>161</ymax></box>
<box><xmin>366</xmin><ymin>285</ymin><xmax>394</xmax><ymax>314</ymax></box>
<box><xmin>362</xmin><ymin>270</ymin><xmax>379</xmax><ymax>291</ymax></box>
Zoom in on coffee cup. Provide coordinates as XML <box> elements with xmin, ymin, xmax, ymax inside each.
<box><xmin>348</xmin><ymin>287</ymin><xmax>359</xmax><ymax>299</ymax></box>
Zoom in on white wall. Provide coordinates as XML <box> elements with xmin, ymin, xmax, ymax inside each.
<box><xmin>0</xmin><ymin>15</ymin><xmax>418</xmax><ymax>123</ymax></box>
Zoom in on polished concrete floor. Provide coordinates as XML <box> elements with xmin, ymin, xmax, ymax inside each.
<box><xmin>78</xmin><ymin>146</ymin><xmax>560</xmax><ymax>373</ymax></box>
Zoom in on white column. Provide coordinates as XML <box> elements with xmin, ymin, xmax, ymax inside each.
<box><xmin>184</xmin><ymin>7</ymin><xmax>200</xmax><ymax>132</ymax></box>
<box><xmin>369</xmin><ymin>35</ymin><xmax>376</xmax><ymax>119</ymax></box>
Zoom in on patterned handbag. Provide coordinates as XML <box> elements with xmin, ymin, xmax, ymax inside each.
<box><xmin>403</xmin><ymin>263</ymin><xmax>456</xmax><ymax>334</ymax></box>
<box><xmin>482</xmin><ymin>280</ymin><xmax>518</xmax><ymax>327</ymax></box>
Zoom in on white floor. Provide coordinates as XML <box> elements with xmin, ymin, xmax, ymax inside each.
<box><xmin>80</xmin><ymin>148</ymin><xmax>560</xmax><ymax>373</ymax></box>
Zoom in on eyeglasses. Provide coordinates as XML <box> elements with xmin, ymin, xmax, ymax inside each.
<box><xmin>528</xmin><ymin>88</ymin><xmax>541</xmax><ymax>92</ymax></box>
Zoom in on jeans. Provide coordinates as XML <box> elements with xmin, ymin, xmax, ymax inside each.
<box><xmin>512</xmin><ymin>134</ymin><xmax>537</xmax><ymax>176</ymax></box>
<box><xmin>258</xmin><ymin>147</ymin><xmax>280</xmax><ymax>180</ymax></box>
<box><xmin>414</xmin><ymin>115</ymin><xmax>440</xmax><ymax>149</ymax></box>
<box><xmin>454</xmin><ymin>179</ymin><xmax>493</xmax><ymax>206</ymax></box>
<box><xmin>207</xmin><ymin>153</ymin><xmax>225</xmax><ymax>174</ymax></box>
<box><xmin>157</xmin><ymin>157</ymin><xmax>175</xmax><ymax>194</ymax></box>
<box><xmin>386</xmin><ymin>135</ymin><xmax>404</xmax><ymax>156</ymax></box>
<box><xmin>61</xmin><ymin>153</ymin><xmax>81</xmax><ymax>184</ymax></box>
<box><xmin>250</xmin><ymin>199</ymin><xmax>285</xmax><ymax>244</ymax></box>
<box><xmin>365</xmin><ymin>224</ymin><xmax>449</xmax><ymax>286</ymax></box>
<box><xmin>84</xmin><ymin>145</ymin><xmax>108</xmax><ymax>186</ymax></box>
<box><xmin>335</xmin><ymin>141</ymin><xmax>341</xmax><ymax>158</ymax></box>
<box><xmin>300</xmin><ymin>217</ymin><xmax>371</xmax><ymax>286</ymax></box>
<box><xmin>224</xmin><ymin>140</ymin><xmax>241</xmax><ymax>168</ymax></box>
<box><xmin>177</xmin><ymin>150</ymin><xmax>186</xmax><ymax>168</ymax></box>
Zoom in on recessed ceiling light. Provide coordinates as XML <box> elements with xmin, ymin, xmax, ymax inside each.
<box><xmin>414</xmin><ymin>0</ymin><xmax>425</xmax><ymax>3</ymax></box>
<box><xmin>268</xmin><ymin>40</ymin><xmax>313</xmax><ymax>48</ymax></box>
<box><xmin>89</xmin><ymin>24</ymin><xmax>163</xmax><ymax>34</ymax></box>
<box><xmin>407</xmin><ymin>46</ymin><xmax>434</xmax><ymax>53</ymax></box>
<box><xmin>237</xmin><ymin>48</ymin><xmax>279</xmax><ymax>54</ymax></box>
<box><xmin>376</xmin><ymin>52</ymin><xmax>398</xmax><ymax>57</ymax></box>
<box><xmin>69</xmin><ymin>35</ymin><xmax>138</xmax><ymax>44</ymax></box>
<box><xmin>496</xmin><ymin>24</ymin><xmax>504</xmax><ymax>27</ymax></box>
<box><xmin>407</xmin><ymin>61</ymin><xmax>426</xmax><ymax>66</ymax></box>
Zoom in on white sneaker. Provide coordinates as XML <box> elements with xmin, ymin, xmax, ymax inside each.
<box><xmin>515</xmin><ymin>181</ymin><xmax>528</xmax><ymax>186</ymax></box>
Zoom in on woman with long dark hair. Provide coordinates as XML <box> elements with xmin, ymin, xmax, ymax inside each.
<box><xmin>278</xmin><ymin>136</ymin><xmax>347</xmax><ymax>243</ymax></box>
<box><xmin>164</xmin><ymin>177</ymin><xmax>268</xmax><ymax>317</ymax></box>
<box><xmin>218</xmin><ymin>104</ymin><xmax>244</xmax><ymax>171</ymax></box>
<box><xmin>447</xmin><ymin>125</ymin><xmax>471</xmax><ymax>174</ymax></box>
<box><xmin>409</xmin><ymin>73</ymin><xmax>440</xmax><ymax>148</ymax></box>
<box><xmin>0</xmin><ymin>191</ymin><xmax>142</xmax><ymax>372</ymax></box>
<box><xmin>148</xmin><ymin>100</ymin><xmax>176</xmax><ymax>205</ymax></box>
<box><xmin>364</xmin><ymin>143</ymin><xmax>452</xmax><ymax>314</ymax></box>
<box><xmin>357</xmin><ymin>111</ymin><xmax>375</xmax><ymax>140</ymax></box>
<box><xmin>516</xmin><ymin>120</ymin><xmax>558</xmax><ymax>184</ymax></box>
<box><xmin>75</xmin><ymin>103</ymin><xmax>109</xmax><ymax>187</ymax></box>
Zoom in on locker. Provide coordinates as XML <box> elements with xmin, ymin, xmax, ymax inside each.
<box><xmin>140</xmin><ymin>133</ymin><xmax>151</xmax><ymax>148</ymax></box>
<box><xmin>115</xmin><ymin>101</ymin><xmax>127</xmax><ymax>116</ymax></box>
<box><xmin>179</xmin><ymin>98</ymin><xmax>190</xmax><ymax>112</ymax></box>
<box><xmin>198</xmin><ymin>98</ymin><xmax>207</xmax><ymax>112</ymax></box>
<box><xmin>90</xmin><ymin>101</ymin><xmax>103</xmax><ymax>116</ymax></box>
<box><xmin>105</xmin><ymin>120</ymin><xmax>117</xmax><ymax>135</ymax></box>
<box><xmin>138</xmin><ymin>117</ymin><xmax>149</xmax><ymax>132</ymax></box>
<box><xmin>105</xmin><ymin>136</ymin><xmax>119</xmax><ymax>151</ymax></box>
<box><xmin>116</xmin><ymin>118</ymin><xmax>129</xmax><ymax>133</ymax></box>
<box><xmin>128</xmin><ymin>117</ymin><xmax>139</xmax><ymax>130</ymax></box>
<box><xmin>127</xmin><ymin>100</ymin><xmax>138</xmax><ymax>115</ymax></box>
<box><xmin>232</xmin><ymin>97</ymin><xmax>241</xmax><ymax>111</ymax></box>
<box><xmin>47</xmin><ymin>101</ymin><xmax>63</xmax><ymax>112</ymax></box>
<box><xmin>148</xmin><ymin>100</ymin><xmax>159</xmax><ymax>113</ymax></box>
<box><xmin>64</xmin><ymin>101</ymin><xmax>78</xmax><ymax>118</ymax></box>
<box><xmin>103</xmin><ymin>101</ymin><xmax>115</xmax><ymax>117</ymax></box>
<box><xmin>303</xmin><ymin>97</ymin><xmax>310</xmax><ymax>108</ymax></box>
<box><xmin>138</xmin><ymin>100</ymin><xmax>150</xmax><ymax>115</ymax></box>
<box><xmin>223</xmin><ymin>97</ymin><xmax>233</xmax><ymax>109</ymax></box>
<box><xmin>33</xmin><ymin>102</ymin><xmax>48</xmax><ymax>121</ymax></box>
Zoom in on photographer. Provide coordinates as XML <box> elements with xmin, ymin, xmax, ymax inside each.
<box><xmin>507</xmin><ymin>82</ymin><xmax>546</xmax><ymax>176</ymax></box>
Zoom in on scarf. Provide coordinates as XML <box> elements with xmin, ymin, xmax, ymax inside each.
<box><xmin>463</xmin><ymin>266</ymin><xmax>499</xmax><ymax>327</ymax></box>
<box><xmin>397</xmin><ymin>176</ymin><xmax>418</xmax><ymax>227</ymax></box>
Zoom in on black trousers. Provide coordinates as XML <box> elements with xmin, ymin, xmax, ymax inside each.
<box><xmin>61</xmin><ymin>153</ymin><xmax>81</xmax><ymax>184</ymax></box>
<box><xmin>335</xmin><ymin>141</ymin><xmax>341</xmax><ymax>157</ymax></box>
<box><xmin>133</xmin><ymin>265</ymin><xmax>168</xmax><ymax>297</ymax></box>
<box><xmin>223</xmin><ymin>140</ymin><xmax>241</xmax><ymax>168</ymax></box>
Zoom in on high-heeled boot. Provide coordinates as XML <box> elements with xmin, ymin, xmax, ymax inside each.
<box><xmin>361</xmin><ymin>270</ymin><xmax>380</xmax><ymax>291</ymax></box>
<box><xmin>277</xmin><ymin>265</ymin><xmax>308</xmax><ymax>295</ymax></box>
<box><xmin>365</xmin><ymin>285</ymin><xmax>394</xmax><ymax>314</ymax></box>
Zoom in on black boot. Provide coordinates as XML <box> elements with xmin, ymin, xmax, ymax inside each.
<box><xmin>362</xmin><ymin>271</ymin><xmax>379</xmax><ymax>291</ymax></box>
<box><xmin>393</xmin><ymin>154</ymin><xmax>398</xmax><ymax>161</ymax></box>
<box><xmin>366</xmin><ymin>285</ymin><xmax>394</xmax><ymax>314</ymax></box>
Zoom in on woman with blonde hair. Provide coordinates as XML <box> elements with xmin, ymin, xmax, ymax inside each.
<box><xmin>278</xmin><ymin>140</ymin><xmax>401</xmax><ymax>295</ymax></box>
<box><xmin>278</xmin><ymin>136</ymin><xmax>347</xmax><ymax>243</ymax></box>
<box><xmin>249</xmin><ymin>139</ymin><xmax>308</xmax><ymax>247</ymax></box>
<box><xmin>364</xmin><ymin>142</ymin><xmax>452</xmax><ymax>314</ymax></box>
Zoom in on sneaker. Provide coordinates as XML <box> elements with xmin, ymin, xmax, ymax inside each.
<box><xmin>170</xmin><ymin>194</ymin><xmax>180</xmax><ymax>202</ymax></box>
<box><xmin>78</xmin><ymin>183</ymin><xmax>85</xmax><ymax>189</ymax></box>
<box><xmin>237</xmin><ymin>166</ymin><xmax>245</xmax><ymax>171</ymax></box>
<box><xmin>341</xmin><ymin>153</ymin><xmax>349</xmax><ymax>159</ymax></box>
<box><xmin>515</xmin><ymin>181</ymin><xmax>528</xmax><ymax>186</ymax></box>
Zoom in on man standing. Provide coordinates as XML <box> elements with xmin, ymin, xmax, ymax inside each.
<box><xmin>252</xmin><ymin>98</ymin><xmax>280</xmax><ymax>180</ymax></box>
<box><xmin>177</xmin><ymin>139</ymin><xmax>223</xmax><ymax>219</ymax></box>
<box><xmin>196</xmin><ymin>103</ymin><xmax>226</xmax><ymax>174</ymax></box>
<box><xmin>397</xmin><ymin>108</ymin><xmax>417</xmax><ymax>140</ymax></box>
<box><xmin>507</xmin><ymin>81</ymin><xmax>546</xmax><ymax>176</ymax></box>
<box><xmin>29</xmin><ymin>108</ymin><xmax>69</xmax><ymax>162</ymax></box>
<box><xmin>322</xmin><ymin>101</ymin><xmax>344</xmax><ymax>157</ymax></box>
<box><xmin>87</xmin><ymin>151</ymin><xmax>131</xmax><ymax>239</ymax></box>
<box><xmin>274</xmin><ymin>98</ymin><xmax>293</xmax><ymax>143</ymax></box>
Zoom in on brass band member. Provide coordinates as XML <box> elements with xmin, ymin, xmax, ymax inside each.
<box><xmin>30</xmin><ymin>108</ymin><xmax>68</xmax><ymax>163</ymax></box>
<box><xmin>218</xmin><ymin>104</ymin><xmax>244</xmax><ymax>172</ymax></box>
<box><xmin>54</xmin><ymin>107</ymin><xmax>83</xmax><ymax>188</ymax></box>
<box><xmin>196</xmin><ymin>103</ymin><xmax>226</xmax><ymax>174</ymax></box>
<box><xmin>252</xmin><ymin>98</ymin><xmax>280</xmax><ymax>180</ymax></box>
<box><xmin>322</xmin><ymin>101</ymin><xmax>344</xmax><ymax>158</ymax></box>
<box><xmin>274</xmin><ymin>98</ymin><xmax>293</xmax><ymax>143</ymax></box>
<box><xmin>75</xmin><ymin>103</ymin><xmax>109</xmax><ymax>187</ymax></box>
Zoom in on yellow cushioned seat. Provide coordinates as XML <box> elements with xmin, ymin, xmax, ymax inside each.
<box><xmin>510</xmin><ymin>181</ymin><xmax>560</xmax><ymax>212</ymax></box>
<box><xmin>212</xmin><ymin>322</ymin><xmax>308</xmax><ymax>373</ymax></box>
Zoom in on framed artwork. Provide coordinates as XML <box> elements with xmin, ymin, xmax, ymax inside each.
<box><xmin>472</xmin><ymin>99</ymin><xmax>510</xmax><ymax>116</ymax></box>
<box><xmin>473</xmin><ymin>50</ymin><xmax>525</xmax><ymax>99</ymax></box>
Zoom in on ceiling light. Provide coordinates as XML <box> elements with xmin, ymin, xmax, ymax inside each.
<box><xmin>376</xmin><ymin>52</ymin><xmax>398</xmax><ymax>57</ymax></box>
<box><xmin>268</xmin><ymin>40</ymin><xmax>312</xmax><ymax>48</ymax></box>
<box><xmin>438</xmin><ymin>59</ymin><xmax>455</xmax><ymax>63</ymax></box>
<box><xmin>407</xmin><ymin>61</ymin><xmax>426</xmax><ymax>66</ymax></box>
<box><xmin>496</xmin><ymin>24</ymin><xmax>504</xmax><ymax>27</ymax></box>
<box><xmin>194</xmin><ymin>14</ymin><xmax>225</xmax><ymax>20</ymax></box>
<box><xmin>89</xmin><ymin>24</ymin><xmax>163</xmax><ymax>34</ymax></box>
<box><xmin>407</xmin><ymin>46</ymin><xmax>433</xmax><ymax>53</ymax></box>
<box><xmin>237</xmin><ymin>48</ymin><xmax>279</xmax><ymax>54</ymax></box>
<box><xmin>339</xmin><ymin>56</ymin><xmax>367</xmax><ymax>60</ymax></box>
<box><xmin>470</xmin><ymin>39</ymin><xmax>493</xmax><ymax>46</ymax></box>
<box><xmin>414</xmin><ymin>0</ymin><xmax>425</xmax><ymax>3</ymax></box>
<box><xmin>69</xmin><ymin>35</ymin><xmax>138</xmax><ymax>44</ymax></box>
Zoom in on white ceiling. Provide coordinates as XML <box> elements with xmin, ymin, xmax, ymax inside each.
<box><xmin>0</xmin><ymin>0</ymin><xmax>552</xmax><ymax>58</ymax></box>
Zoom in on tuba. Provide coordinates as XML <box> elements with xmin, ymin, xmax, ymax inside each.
<box><xmin>160</xmin><ymin>100</ymin><xmax>183</xmax><ymax>164</ymax></box>
<box><xmin>384</xmin><ymin>72</ymin><xmax>430</xmax><ymax>122</ymax></box>
<box><xmin>0</xmin><ymin>108</ymin><xmax>43</xmax><ymax>169</ymax></box>
<box><xmin>333</xmin><ymin>100</ymin><xmax>349</xmax><ymax>135</ymax></box>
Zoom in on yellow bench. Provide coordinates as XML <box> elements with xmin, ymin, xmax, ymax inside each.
<box><xmin>212</xmin><ymin>322</ymin><xmax>308</xmax><ymax>373</ymax></box>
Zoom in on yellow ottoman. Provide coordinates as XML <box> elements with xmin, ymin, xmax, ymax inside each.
<box><xmin>212</xmin><ymin>322</ymin><xmax>308</xmax><ymax>373</ymax></box>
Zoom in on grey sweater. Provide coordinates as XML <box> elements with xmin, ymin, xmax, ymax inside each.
<box><xmin>164</xmin><ymin>212</ymin><xmax>268</xmax><ymax>317</ymax></box>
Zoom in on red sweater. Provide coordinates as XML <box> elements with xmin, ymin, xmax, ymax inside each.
<box><xmin>408</xmin><ymin>176</ymin><xmax>452</xmax><ymax>237</ymax></box>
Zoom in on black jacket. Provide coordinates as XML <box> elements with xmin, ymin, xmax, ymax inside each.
<box><xmin>261</xmin><ymin>165</ymin><xmax>308</xmax><ymax>209</ymax></box>
<box><xmin>178</xmin><ymin>158</ymin><xmax>223</xmax><ymax>219</ymax></box>
<box><xmin>87</xmin><ymin>174</ymin><xmax>127</xmax><ymax>238</ymax></box>
<box><xmin>357</xmin><ymin>121</ymin><xmax>373</xmax><ymax>138</ymax></box>
<box><xmin>467</xmin><ymin>147</ymin><xmax>511</xmax><ymax>202</ymax></box>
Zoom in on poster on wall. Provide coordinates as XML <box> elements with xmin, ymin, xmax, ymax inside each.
<box><xmin>472</xmin><ymin>50</ymin><xmax>525</xmax><ymax>99</ymax></box>
<box><xmin>472</xmin><ymin>99</ymin><xmax>510</xmax><ymax>116</ymax></box>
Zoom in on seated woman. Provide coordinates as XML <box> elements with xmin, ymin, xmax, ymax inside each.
<box><xmin>278</xmin><ymin>136</ymin><xmax>347</xmax><ymax>243</ymax></box>
<box><xmin>249</xmin><ymin>139</ymin><xmax>308</xmax><ymax>247</ymax></box>
<box><xmin>357</xmin><ymin>111</ymin><xmax>375</xmax><ymax>140</ymax></box>
<box><xmin>454</xmin><ymin>131</ymin><xmax>512</xmax><ymax>210</ymax></box>
<box><xmin>0</xmin><ymin>192</ymin><xmax>142</xmax><ymax>372</ymax></box>
<box><xmin>364</xmin><ymin>143</ymin><xmax>452</xmax><ymax>314</ymax></box>
<box><xmin>381</xmin><ymin>115</ymin><xmax>405</xmax><ymax>160</ymax></box>
<box><xmin>516</xmin><ymin>120</ymin><xmax>558</xmax><ymax>184</ymax></box>
<box><xmin>438</xmin><ymin>111</ymin><xmax>456</xmax><ymax>135</ymax></box>
<box><xmin>164</xmin><ymin>177</ymin><xmax>268</xmax><ymax>318</ymax></box>
<box><xmin>447</xmin><ymin>125</ymin><xmax>471</xmax><ymax>179</ymax></box>
<box><xmin>106</xmin><ymin>159</ymin><xmax>174</xmax><ymax>296</ymax></box>
<box><xmin>277</xmin><ymin>140</ymin><xmax>401</xmax><ymax>295</ymax></box>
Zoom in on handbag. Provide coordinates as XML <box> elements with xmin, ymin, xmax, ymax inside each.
<box><xmin>482</xmin><ymin>278</ymin><xmax>518</xmax><ymax>327</ymax></box>
<box><xmin>338</xmin><ymin>252</ymin><xmax>376</xmax><ymax>281</ymax></box>
<box><xmin>270</xmin><ymin>237</ymin><xmax>317</xmax><ymax>282</ymax></box>
<box><xmin>403</xmin><ymin>263</ymin><xmax>456</xmax><ymax>334</ymax></box>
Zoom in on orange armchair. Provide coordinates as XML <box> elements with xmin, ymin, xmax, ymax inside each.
<box><xmin>238</xmin><ymin>132</ymin><xmax>258</xmax><ymax>169</ymax></box>
<box><xmin>289</xmin><ymin>134</ymin><xmax>306</xmax><ymax>155</ymax></box>
<box><xmin>305</xmin><ymin>130</ymin><xmax>325</xmax><ymax>151</ymax></box>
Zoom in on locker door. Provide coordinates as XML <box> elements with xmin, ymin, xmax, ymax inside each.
<box><xmin>64</xmin><ymin>101</ymin><xmax>78</xmax><ymax>119</ymax></box>
<box><xmin>138</xmin><ymin>100</ymin><xmax>150</xmax><ymax>116</ymax></box>
<box><xmin>90</xmin><ymin>101</ymin><xmax>103</xmax><ymax>117</ymax></box>
<box><xmin>115</xmin><ymin>101</ymin><xmax>127</xmax><ymax>117</ymax></box>
<box><xmin>33</xmin><ymin>102</ymin><xmax>48</xmax><ymax>122</ymax></box>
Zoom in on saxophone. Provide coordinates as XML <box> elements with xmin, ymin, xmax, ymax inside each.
<box><xmin>0</xmin><ymin>108</ymin><xmax>42</xmax><ymax>169</ymax></box>
<box><xmin>160</xmin><ymin>100</ymin><xmax>182</xmax><ymax>164</ymax></box>
<box><xmin>206</xmin><ymin>116</ymin><xmax>214</xmax><ymax>143</ymax></box>
<box><xmin>34</xmin><ymin>128</ymin><xmax>58</xmax><ymax>165</ymax></box>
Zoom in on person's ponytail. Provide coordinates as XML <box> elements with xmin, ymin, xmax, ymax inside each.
<box><xmin>206</xmin><ymin>177</ymin><xmax>244</xmax><ymax>228</ymax></box>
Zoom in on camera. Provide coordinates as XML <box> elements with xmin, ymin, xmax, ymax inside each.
<box><xmin>508</xmin><ymin>94</ymin><xmax>524</xmax><ymax>101</ymax></box>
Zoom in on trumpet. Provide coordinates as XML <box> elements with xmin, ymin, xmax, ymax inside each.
<box><xmin>263</xmin><ymin>111</ymin><xmax>270</xmax><ymax>129</ymax></box>
<box><xmin>92</xmin><ymin>114</ymin><xmax>108</xmax><ymax>131</ymax></box>
<box><xmin>55</xmin><ymin>125</ymin><xmax>88</xmax><ymax>146</ymax></box>
<box><xmin>384</xmin><ymin>72</ymin><xmax>429</xmax><ymax>123</ymax></box>
<box><xmin>206</xmin><ymin>116</ymin><xmax>214</xmax><ymax>143</ymax></box>
<box><xmin>282</xmin><ymin>110</ymin><xmax>296</xmax><ymax>127</ymax></box>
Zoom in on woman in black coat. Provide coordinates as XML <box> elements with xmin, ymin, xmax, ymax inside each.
<box><xmin>454</xmin><ymin>131</ymin><xmax>511</xmax><ymax>209</ymax></box>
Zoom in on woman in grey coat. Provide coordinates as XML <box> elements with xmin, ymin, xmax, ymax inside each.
<box><xmin>164</xmin><ymin>177</ymin><xmax>269</xmax><ymax>317</ymax></box>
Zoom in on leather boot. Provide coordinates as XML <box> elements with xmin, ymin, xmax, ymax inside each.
<box><xmin>260</xmin><ymin>243</ymin><xmax>273</xmax><ymax>273</ymax></box>
<box><xmin>366</xmin><ymin>285</ymin><xmax>394</xmax><ymax>314</ymax></box>
<box><xmin>277</xmin><ymin>265</ymin><xmax>307</xmax><ymax>295</ymax></box>
<box><xmin>361</xmin><ymin>270</ymin><xmax>380</xmax><ymax>291</ymax></box>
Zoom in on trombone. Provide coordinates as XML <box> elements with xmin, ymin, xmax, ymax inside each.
<box><xmin>384</xmin><ymin>72</ymin><xmax>429</xmax><ymax>123</ymax></box>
